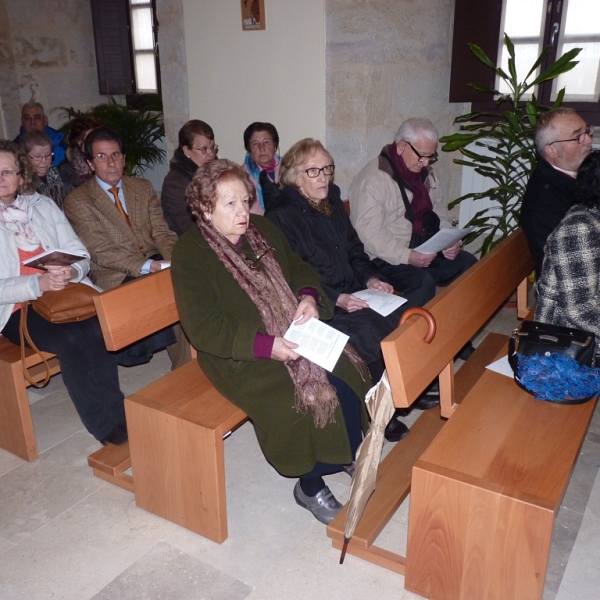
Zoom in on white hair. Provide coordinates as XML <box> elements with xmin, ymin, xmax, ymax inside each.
<box><xmin>394</xmin><ymin>117</ymin><xmax>439</xmax><ymax>145</ymax></box>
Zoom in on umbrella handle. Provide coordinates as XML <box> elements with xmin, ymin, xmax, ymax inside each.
<box><xmin>399</xmin><ymin>307</ymin><xmax>436</xmax><ymax>343</ymax></box>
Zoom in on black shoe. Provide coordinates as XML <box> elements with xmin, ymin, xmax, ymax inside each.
<box><xmin>456</xmin><ymin>341</ymin><xmax>476</xmax><ymax>361</ymax></box>
<box><xmin>100</xmin><ymin>423</ymin><xmax>128</xmax><ymax>446</ymax></box>
<box><xmin>413</xmin><ymin>395</ymin><xmax>440</xmax><ymax>410</ymax></box>
<box><xmin>384</xmin><ymin>416</ymin><xmax>410</xmax><ymax>442</ymax></box>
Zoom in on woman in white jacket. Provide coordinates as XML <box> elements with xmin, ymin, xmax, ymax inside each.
<box><xmin>0</xmin><ymin>140</ymin><xmax>127</xmax><ymax>446</ymax></box>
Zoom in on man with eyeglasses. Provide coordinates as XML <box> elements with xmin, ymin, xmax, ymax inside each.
<box><xmin>349</xmin><ymin>117</ymin><xmax>477</xmax><ymax>304</ymax></box>
<box><xmin>520</xmin><ymin>108</ymin><xmax>594</xmax><ymax>276</ymax></box>
<box><xmin>13</xmin><ymin>101</ymin><xmax>66</xmax><ymax>167</ymax></box>
<box><xmin>64</xmin><ymin>128</ymin><xmax>189</xmax><ymax>368</ymax></box>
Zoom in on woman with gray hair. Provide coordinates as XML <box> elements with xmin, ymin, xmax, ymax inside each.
<box><xmin>265</xmin><ymin>138</ymin><xmax>417</xmax><ymax>442</ymax></box>
<box><xmin>20</xmin><ymin>130</ymin><xmax>69</xmax><ymax>209</ymax></box>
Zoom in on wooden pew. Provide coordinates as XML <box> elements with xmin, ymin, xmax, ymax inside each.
<box><xmin>326</xmin><ymin>229</ymin><xmax>535</xmax><ymax>568</ymax></box>
<box><xmin>0</xmin><ymin>337</ymin><xmax>61</xmax><ymax>461</ymax></box>
<box><xmin>88</xmin><ymin>268</ymin><xmax>248</xmax><ymax>543</ymax></box>
<box><xmin>328</xmin><ymin>228</ymin><xmax>596</xmax><ymax>599</ymax></box>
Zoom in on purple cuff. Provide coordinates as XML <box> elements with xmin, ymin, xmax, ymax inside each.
<box><xmin>254</xmin><ymin>332</ymin><xmax>275</xmax><ymax>359</ymax></box>
<box><xmin>298</xmin><ymin>287</ymin><xmax>318</xmax><ymax>303</ymax></box>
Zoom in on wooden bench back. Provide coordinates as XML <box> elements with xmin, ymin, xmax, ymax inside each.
<box><xmin>381</xmin><ymin>228</ymin><xmax>534</xmax><ymax>415</ymax></box>
<box><xmin>93</xmin><ymin>269</ymin><xmax>179</xmax><ymax>351</ymax></box>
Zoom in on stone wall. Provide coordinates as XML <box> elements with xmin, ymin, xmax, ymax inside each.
<box><xmin>156</xmin><ymin>0</ymin><xmax>189</xmax><ymax>159</ymax></box>
<box><xmin>326</xmin><ymin>0</ymin><xmax>470</xmax><ymax>205</ymax></box>
<box><xmin>0</xmin><ymin>0</ymin><xmax>113</xmax><ymax>137</ymax></box>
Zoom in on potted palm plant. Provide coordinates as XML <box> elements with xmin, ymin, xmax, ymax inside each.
<box><xmin>58</xmin><ymin>95</ymin><xmax>165</xmax><ymax>177</ymax></box>
<box><xmin>440</xmin><ymin>35</ymin><xmax>581</xmax><ymax>255</ymax></box>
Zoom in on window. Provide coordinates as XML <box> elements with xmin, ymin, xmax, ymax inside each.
<box><xmin>450</xmin><ymin>0</ymin><xmax>600</xmax><ymax>122</ymax></box>
<box><xmin>91</xmin><ymin>0</ymin><xmax>160</xmax><ymax>96</ymax></box>
<box><xmin>129</xmin><ymin>0</ymin><xmax>160</xmax><ymax>93</ymax></box>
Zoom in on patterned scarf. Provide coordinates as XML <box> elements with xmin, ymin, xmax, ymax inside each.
<box><xmin>36</xmin><ymin>166</ymin><xmax>66</xmax><ymax>210</ymax></box>
<box><xmin>198</xmin><ymin>218</ymin><xmax>341</xmax><ymax>427</ymax></box>
<box><xmin>67</xmin><ymin>145</ymin><xmax>93</xmax><ymax>183</ymax></box>
<box><xmin>0</xmin><ymin>194</ymin><xmax>42</xmax><ymax>251</ymax></box>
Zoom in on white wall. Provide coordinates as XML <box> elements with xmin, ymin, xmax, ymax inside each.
<box><xmin>182</xmin><ymin>0</ymin><xmax>325</xmax><ymax>164</ymax></box>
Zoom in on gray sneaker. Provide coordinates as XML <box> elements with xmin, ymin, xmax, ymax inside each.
<box><xmin>293</xmin><ymin>481</ymin><xmax>343</xmax><ymax>524</ymax></box>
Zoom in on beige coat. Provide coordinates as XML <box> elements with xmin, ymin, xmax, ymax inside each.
<box><xmin>348</xmin><ymin>153</ymin><xmax>450</xmax><ymax>265</ymax></box>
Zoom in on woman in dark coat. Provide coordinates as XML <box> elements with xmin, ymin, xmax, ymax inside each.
<box><xmin>161</xmin><ymin>120</ymin><xmax>217</xmax><ymax>236</ymax></box>
<box><xmin>266</xmin><ymin>139</ymin><xmax>432</xmax><ymax>441</ymax></box>
<box><xmin>171</xmin><ymin>159</ymin><xmax>370</xmax><ymax>524</ymax></box>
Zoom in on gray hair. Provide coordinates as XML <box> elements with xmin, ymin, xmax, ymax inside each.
<box><xmin>21</xmin><ymin>100</ymin><xmax>46</xmax><ymax>115</ymax></box>
<box><xmin>19</xmin><ymin>130</ymin><xmax>53</xmax><ymax>154</ymax></box>
<box><xmin>394</xmin><ymin>118</ymin><xmax>439</xmax><ymax>145</ymax></box>
<box><xmin>534</xmin><ymin>108</ymin><xmax>579</xmax><ymax>155</ymax></box>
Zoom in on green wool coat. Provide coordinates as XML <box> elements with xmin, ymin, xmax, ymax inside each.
<box><xmin>171</xmin><ymin>216</ymin><xmax>371</xmax><ymax>477</ymax></box>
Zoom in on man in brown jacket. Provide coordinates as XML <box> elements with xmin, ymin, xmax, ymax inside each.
<box><xmin>64</xmin><ymin>127</ymin><xmax>188</xmax><ymax>368</ymax></box>
<box><xmin>64</xmin><ymin>128</ymin><xmax>177</xmax><ymax>290</ymax></box>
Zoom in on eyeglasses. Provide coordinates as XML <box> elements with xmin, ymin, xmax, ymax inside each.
<box><xmin>92</xmin><ymin>151</ymin><xmax>124</xmax><ymax>162</ymax></box>
<box><xmin>303</xmin><ymin>165</ymin><xmax>335</xmax><ymax>178</ymax></box>
<box><xmin>406</xmin><ymin>141</ymin><xmax>438</xmax><ymax>164</ymax></box>
<box><xmin>249</xmin><ymin>139</ymin><xmax>274</xmax><ymax>149</ymax></box>
<box><xmin>28</xmin><ymin>152</ymin><xmax>53</xmax><ymax>163</ymax></box>
<box><xmin>0</xmin><ymin>169</ymin><xmax>20</xmax><ymax>179</ymax></box>
<box><xmin>548</xmin><ymin>124</ymin><xmax>594</xmax><ymax>146</ymax></box>
<box><xmin>192</xmin><ymin>144</ymin><xmax>218</xmax><ymax>155</ymax></box>
<box><xmin>22</xmin><ymin>114</ymin><xmax>44</xmax><ymax>122</ymax></box>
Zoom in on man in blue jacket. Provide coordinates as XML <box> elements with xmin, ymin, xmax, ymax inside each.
<box><xmin>13</xmin><ymin>101</ymin><xmax>66</xmax><ymax>167</ymax></box>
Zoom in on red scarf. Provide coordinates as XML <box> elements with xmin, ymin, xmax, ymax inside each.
<box><xmin>388</xmin><ymin>143</ymin><xmax>432</xmax><ymax>234</ymax></box>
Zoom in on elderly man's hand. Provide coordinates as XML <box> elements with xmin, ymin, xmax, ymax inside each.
<box><xmin>336</xmin><ymin>293</ymin><xmax>369</xmax><ymax>312</ymax></box>
<box><xmin>271</xmin><ymin>337</ymin><xmax>300</xmax><ymax>362</ymax></box>
<box><xmin>292</xmin><ymin>295</ymin><xmax>319</xmax><ymax>325</ymax></box>
<box><xmin>408</xmin><ymin>250</ymin><xmax>436</xmax><ymax>268</ymax></box>
<box><xmin>367</xmin><ymin>277</ymin><xmax>394</xmax><ymax>294</ymax></box>
<box><xmin>442</xmin><ymin>241</ymin><xmax>461</xmax><ymax>260</ymax></box>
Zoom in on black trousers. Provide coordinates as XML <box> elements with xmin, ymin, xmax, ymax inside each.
<box><xmin>2</xmin><ymin>309</ymin><xmax>126</xmax><ymax>441</ymax></box>
<box><xmin>373</xmin><ymin>250</ymin><xmax>477</xmax><ymax>296</ymax></box>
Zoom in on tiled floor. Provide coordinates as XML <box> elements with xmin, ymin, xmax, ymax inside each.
<box><xmin>1</xmin><ymin>308</ymin><xmax>599</xmax><ymax>599</ymax></box>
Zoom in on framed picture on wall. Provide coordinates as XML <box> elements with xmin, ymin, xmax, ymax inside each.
<box><xmin>241</xmin><ymin>0</ymin><xmax>265</xmax><ymax>31</ymax></box>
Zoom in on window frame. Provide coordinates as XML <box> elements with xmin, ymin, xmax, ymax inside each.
<box><xmin>91</xmin><ymin>0</ymin><xmax>161</xmax><ymax>96</ymax></box>
<box><xmin>449</xmin><ymin>0</ymin><xmax>600</xmax><ymax>124</ymax></box>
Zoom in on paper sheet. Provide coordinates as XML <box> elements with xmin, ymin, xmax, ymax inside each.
<box><xmin>284</xmin><ymin>318</ymin><xmax>349</xmax><ymax>372</ymax></box>
<box><xmin>159</xmin><ymin>261</ymin><xmax>171</xmax><ymax>270</ymax></box>
<box><xmin>352</xmin><ymin>289</ymin><xmax>407</xmax><ymax>317</ymax></box>
<box><xmin>413</xmin><ymin>227</ymin><xmax>474</xmax><ymax>254</ymax></box>
<box><xmin>485</xmin><ymin>355</ymin><xmax>513</xmax><ymax>378</ymax></box>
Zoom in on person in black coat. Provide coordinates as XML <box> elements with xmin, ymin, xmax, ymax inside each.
<box><xmin>520</xmin><ymin>108</ymin><xmax>593</xmax><ymax>276</ymax></box>
<box><xmin>266</xmin><ymin>139</ymin><xmax>435</xmax><ymax>441</ymax></box>
<box><xmin>161</xmin><ymin>120</ymin><xmax>217</xmax><ymax>237</ymax></box>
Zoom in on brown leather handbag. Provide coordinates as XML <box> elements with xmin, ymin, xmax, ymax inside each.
<box><xmin>31</xmin><ymin>282</ymin><xmax>98</xmax><ymax>323</ymax></box>
<box><xmin>19</xmin><ymin>283</ymin><xmax>99</xmax><ymax>387</ymax></box>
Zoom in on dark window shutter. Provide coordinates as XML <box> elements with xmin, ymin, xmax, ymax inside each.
<box><xmin>449</xmin><ymin>0</ymin><xmax>503</xmax><ymax>103</ymax></box>
<box><xmin>91</xmin><ymin>0</ymin><xmax>135</xmax><ymax>95</ymax></box>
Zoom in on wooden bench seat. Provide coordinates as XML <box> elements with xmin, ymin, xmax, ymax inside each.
<box><xmin>328</xmin><ymin>228</ymin><xmax>596</xmax><ymax>599</ymax></box>
<box><xmin>88</xmin><ymin>268</ymin><xmax>248</xmax><ymax>543</ymax></box>
<box><xmin>0</xmin><ymin>335</ymin><xmax>61</xmax><ymax>461</ymax></box>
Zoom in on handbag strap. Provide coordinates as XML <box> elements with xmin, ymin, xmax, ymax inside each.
<box><xmin>508</xmin><ymin>330</ymin><xmax>519</xmax><ymax>374</ymax></box>
<box><xmin>19</xmin><ymin>303</ymin><xmax>51</xmax><ymax>388</ymax></box>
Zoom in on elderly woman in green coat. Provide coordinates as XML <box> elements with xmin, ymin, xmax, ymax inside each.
<box><xmin>171</xmin><ymin>159</ymin><xmax>370</xmax><ymax>524</ymax></box>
